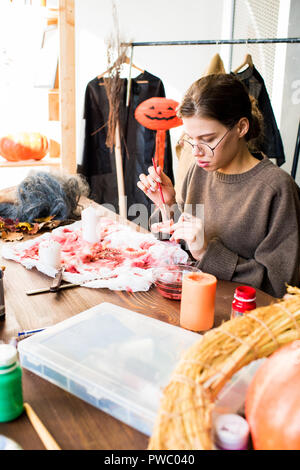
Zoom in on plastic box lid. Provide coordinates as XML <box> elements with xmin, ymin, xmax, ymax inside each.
<box><xmin>18</xmin><ymin>302</ymin><xmax>200</xmax><ymax>436</ymax></box>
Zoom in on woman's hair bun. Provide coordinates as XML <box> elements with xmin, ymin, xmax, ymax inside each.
<box><xmin>247</xmin><ymin>95</ymin><xmax>264</xmax><ymax>149</ymax></box>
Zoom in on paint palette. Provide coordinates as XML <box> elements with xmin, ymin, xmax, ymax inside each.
<box><xmin>18</xmin><ymin>303</ymin><xmax>200</xmax><ymax>436</ymax></box>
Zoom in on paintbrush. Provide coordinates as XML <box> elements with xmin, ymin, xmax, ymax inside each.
<box><xmin>24</xmin><ymin>402</ymin><xmax>61</xmax><ymax>450</ymax></box>
<box><xmin>152</xmin><ymin>158</ymin><xmax>170</xmax><ymax>222</ymax></box>
<box><xmin>26</xmin><ymin>283</ymin><xmax>79</xmax><ymax>296</ymax></box>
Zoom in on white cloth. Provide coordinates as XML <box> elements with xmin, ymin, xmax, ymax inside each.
<box><xmin>2</xmin><ymin>219</ymin><xmax>188</xmax><ymax>292</ymax></box>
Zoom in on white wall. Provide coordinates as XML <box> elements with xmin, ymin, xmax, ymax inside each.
<box><xmin>75</xmin><ymin>0</ymin><xmax>225</xmax><ymax>169</ymax></box>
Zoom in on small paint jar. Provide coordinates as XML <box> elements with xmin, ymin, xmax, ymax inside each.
<box><xmin>214</xmin><ymin>413</ymin><xmax>250</xmax><ymax>450</ymax></box>
<box><xmin>0</xmin><ymin>344</ymin><xmax>24</xmax><ymax>422</ymax></box>
<box><xmin>231</xmin><ymin>286</ymin><xmax>256</xmax><ymax>319</ymax></box>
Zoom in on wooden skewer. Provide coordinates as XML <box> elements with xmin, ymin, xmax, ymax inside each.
<box><xmin>26</xmin><ymin>283</ymin><xmax>79</xmax><ymax>296</ymax></box>
<box><xmin>24</xmin><ymin>402</ymin><xmax>61</xmax><ymax>450</ymax></box>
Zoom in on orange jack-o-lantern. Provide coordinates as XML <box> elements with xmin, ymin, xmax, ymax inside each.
<box><xmin>135</xmin><ymin>97</ymin><xmax>182</xmax><ymax>169</ymax></box>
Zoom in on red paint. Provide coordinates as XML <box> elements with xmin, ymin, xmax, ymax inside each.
<box><xmin>155</xmin><ymin>281</ymin><xmax>182</xmax><ymax>300</ymax></box>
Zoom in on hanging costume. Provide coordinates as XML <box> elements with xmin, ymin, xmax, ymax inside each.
<box><xmin>232</xmin><ymin>66</ymin><xmax>285</xmax><ymax>166</ymax></box>
<box><xmin>78</xmin><ymin>71</ymin><xmax>174</xmax><ymax>225</ymax></box>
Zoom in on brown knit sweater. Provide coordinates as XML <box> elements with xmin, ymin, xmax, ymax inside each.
<box><xmin>176</xmin><ymin>156</ymin><xmax>300</xmax><ymax>298</ymax></box>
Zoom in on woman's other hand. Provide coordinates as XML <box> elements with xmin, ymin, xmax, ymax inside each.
<box><xmin>170</xmin><ymin>212</ymin><xmax>206</xmax><ymax>260</ymax></box>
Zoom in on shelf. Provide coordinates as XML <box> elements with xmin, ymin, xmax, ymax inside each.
<box><xmin>0</xmin><ymin>157</ymin><xmax>61</xmax><ymax>168</ymax></box>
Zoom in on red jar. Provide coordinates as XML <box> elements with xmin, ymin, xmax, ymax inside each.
<box><xmin>231</xmin><ymin>286</ymin><xmax>256</xmax><ymax>319</ymax></box>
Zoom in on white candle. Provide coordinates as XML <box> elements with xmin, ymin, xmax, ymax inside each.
<box><xmin>81</xmin><ymin>206</ymin><xmax>98</xmax><ymax>243</ymax></box>
<box><xmin>214</xmin><ymin>413</ymin><xmax>250</xmax><ymax>450</ymax></box>
<box><xmin>39</xmin><ymin>240</ymin><xmax>61</xmax><ymax>269</ymax></box>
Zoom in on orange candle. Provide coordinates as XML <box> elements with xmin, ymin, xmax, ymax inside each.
<box><xmin>180</xmin><ymin>272</ymin><xmax>217</xmax><ymax>331</ymax></box>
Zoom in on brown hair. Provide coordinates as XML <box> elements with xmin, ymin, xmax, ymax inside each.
<box><xmin>177</xmin><ymin>74</ymin><xmax>263</xmax><ymax>147</ymax></box>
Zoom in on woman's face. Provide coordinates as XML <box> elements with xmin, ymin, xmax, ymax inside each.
<box><xmin>182</xmin><ymin>115</ymin><xmax>242</xmax><ymax>172</ymax></box>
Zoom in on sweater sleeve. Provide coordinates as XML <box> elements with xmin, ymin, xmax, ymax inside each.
<box><xmin>196</xmin><ymin>180</ymin><xmax>300</xmax><ymax>298</ymax></box>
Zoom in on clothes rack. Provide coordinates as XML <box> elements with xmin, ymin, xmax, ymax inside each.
<box><xmin>123</xmin><ymin>37</ymin><xmax>300</xmax><ymax>73</ymax></box>
<box><xmin>123</xmin><ymin>37</ymin><xmax>300</xmax><ymax>47</ymax></box>
<box><xmin>123</xmin><ymin>36</ymin><xmax>300</xmax><ymax>174</ymax></box>
<box><xmin>123</xmin><ymin>37</ymin><xmax>300</xmax><ymax>99</ymax></box>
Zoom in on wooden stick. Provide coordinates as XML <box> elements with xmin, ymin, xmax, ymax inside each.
<box><xmin>26</xmin><ymin>283</ymin><xmax>79</xmax><ymax>296</ymax></box>
<box><xmin>24</xmin><ymin>402</ymin><xmax>61</xmax><ymax>450</ymax></box>
<box><xmin>115</xmin><ymin>121</ymin><xmax>127</xmax><ymax>219</ymax></box>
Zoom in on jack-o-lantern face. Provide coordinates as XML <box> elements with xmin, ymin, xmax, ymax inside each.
<box><xmin>135</xmin><ymin>97</ymin><xmax>183</xmax><ymax>131</ymax></box>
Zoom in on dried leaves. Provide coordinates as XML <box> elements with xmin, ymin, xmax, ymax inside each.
<box><xmin>103</xmin><ymin>2</ymin><xmax>128</xmax><ymax>151</ymax></box>
<box><xmin>0</xmin><ymin>215</ymin><xmax>61</xmax><ymax>242</ymax></box>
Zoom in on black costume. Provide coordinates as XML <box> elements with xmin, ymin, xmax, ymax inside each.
<box><xmin>233</xmin><ymin>66</ymin><xmax>285</xmax><ymax>166</ymax></box>
<box><xmin>78</xmin><ymin>71</ymin><xmax>174</xmax><ymax>226</ymax></box>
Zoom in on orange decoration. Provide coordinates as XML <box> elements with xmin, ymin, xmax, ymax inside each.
<box><xmin>135</xmin><ymin>97</ymin><xmax>182</xmax><ymax>169</ymax></box>
<box><xmin>0</xmin><ymin>132</ymin><xmax>48</xmax><ymax>162</ymax></box>
<box><xmin>245</xmin><ymin>340</ymin><xmax>300</xmax><ymax>450</ymax></box>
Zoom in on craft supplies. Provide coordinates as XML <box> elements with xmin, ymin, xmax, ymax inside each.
<box><xmin>18</xmin><ymin>302</ymin><xmax>199</xmax><ymax>436</ymax></box>
<box><xmin>214</xmin><ymin>413</ymin><xmax>250</xmax><ymax>450</ymax></box>
<box><xmin>0</xmin><ymin>344</ymin><xmax>23</xmax><ymax>422</ymax></box>
<box><xmin>0</xmin><ymin>269</ymin><xmax>5</xmax><ymax>321</ymax></box>
<box><xmin>180</xmin><ymin>272</ymin><xmax>217</xmax><ymax>331</ymax></box>
<box><xmin>231</xmin><ymin>286</ymin><xmax>256</xmax><ymax>319</ymax></box>
<box><xmin>153</xmin><ymin>264</ymin><xmax>200</xmax><ymax>300</ymax></box>
<box><xmin>18</xmin><ymin>328</ymin><xmax>48</xmax><ymax>338</ymax></box>
<box><xmin>148</xmin><ymin>286</ymin><xmax>300</xmax><ymax>451</ymax></box>
<box><xmin>38</xmin><ymin>239</ymin><xmax>61</xmax><ymax>269</ymax></box>
<box><xmin>81</xmin><ymin>206</ymin><xmax>99</xmax><ymax>243</ymax></box>
<box><xmin>24</xmin><ymin>402</ymin><xmax>61</xmax><ymax>450</ymax></box>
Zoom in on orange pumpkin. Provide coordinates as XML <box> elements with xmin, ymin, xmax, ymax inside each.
<box><xmin>0</xmin><ymin>132</ymin><xmax>48</xmax><ymax>162</ymax></box>
<box><xmin>134</xmin><ymin>97</ymin><xmax>182</xmax><ymax>131</ymax></box>
<box><xmin>245</xmin><ymin>340</ymin><xmax>300</xmax><ymax>450</ymax></box>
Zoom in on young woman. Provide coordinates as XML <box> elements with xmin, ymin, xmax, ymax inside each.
<box><xmin>137</xmin><ymin>74</ymin><xmax>300</xmax><ymax>298</ymax></box>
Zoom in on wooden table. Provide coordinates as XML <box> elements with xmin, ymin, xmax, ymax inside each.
<box><xmin>0</xmin><ymin>202</ymin><xmax>274</xmax><ymax>450</ymax></box>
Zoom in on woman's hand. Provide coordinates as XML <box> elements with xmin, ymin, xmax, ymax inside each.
<box><xmin>137</xmin><ymin>165</ymin><xmax>175</xmax><ymax>208</ymax></box>
<box><xmin>170</xmin><ymin>212</ymin><xmax>206</xmax><ymax>260</ymax></box>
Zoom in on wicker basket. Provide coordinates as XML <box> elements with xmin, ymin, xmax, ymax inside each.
<box><xmin>148</xmin><ymin>286</ymin><xmax>300</xmax><ymax>450</ymax></box>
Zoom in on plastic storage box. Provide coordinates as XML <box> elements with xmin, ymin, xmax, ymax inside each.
<box><xmin>18</xmin><ymin>302</ymin><xmax>200</xmax><ymax>436</ymax></box>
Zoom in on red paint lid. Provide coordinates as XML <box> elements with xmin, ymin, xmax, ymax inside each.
<box><xmin>234</xmin><ymin>286</ymin><xmax>256</xmax><ymax>301</ymax></box>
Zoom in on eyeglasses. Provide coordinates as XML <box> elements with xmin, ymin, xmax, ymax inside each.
<box><xmin>177</xmin><ymin>127</ymin><xmax>232</xmax><ymax>158</ymax></box>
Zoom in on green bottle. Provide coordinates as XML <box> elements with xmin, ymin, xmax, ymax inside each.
<box><xmin>0</xmin><ymin>344</ymin><xmax>24</xmax><ymax>422</ymax></box>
